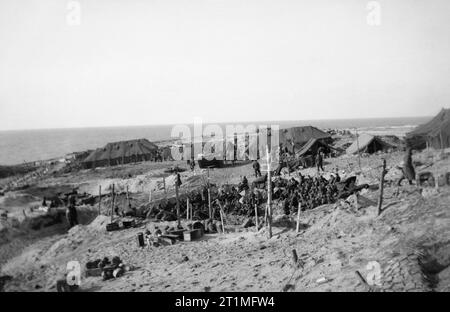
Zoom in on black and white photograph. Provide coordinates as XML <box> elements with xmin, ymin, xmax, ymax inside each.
<box><xmin>1</xmin><ymin>0</ymin><xmax>450</xmax><ymax>298</ymax></box>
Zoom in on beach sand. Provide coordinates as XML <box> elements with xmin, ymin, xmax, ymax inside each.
<box><xmin>1</xmin><ymin>140</ymin><xmax>450</xmax><ymax>292</ymax></box>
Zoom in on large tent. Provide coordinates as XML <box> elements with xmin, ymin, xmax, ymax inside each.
<box><xmin>277</xmin><ymin>126</ymin><xmax>332</xmax><ymax>154</ymax></box>
<box><xmin>291</xmin><ymin>138</ymin><xmax>337</xmax><ymax>168</ymax></box>
<box><xmin>296</xmin><ymin>138</ymin><xmax>336</xmax><ymax>158</ymax></box>
<box><xmin>406</xmin><ymin>108</ymin><xmax>450</xmax><ymax>150</ymax></box>
<box><xmin>83</xmin><ymin>139</ymin><xmax>159</xmax><ymax>168</ymax></box>
<box><xmin>346</xmin><ymin>134</ymin><xmax>393</xmax><ymax>155</ymax></box>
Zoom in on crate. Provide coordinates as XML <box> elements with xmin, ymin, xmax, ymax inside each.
<box><xmin>122</xmin><ymin>219</ymin><xmax>135</xmax><ymax>228</ymax></box>
<box><xmin>137</xmin><ymin>232</ymin><xmax>145</xmax><ymax>247</ymax></box>
<box><xmin>417</xmin><ymin>172</ymin><xmax>435</xmax><ymax>187</ymax></box>
<box><xmin>183</xmin><ymin>229</ymin><xmax>203</xmax><ymax>241</ymax></box>
<box><xmin>106</xmin><ymin>222</ymin><xmax>120</xmax><ymax>232</ymax></box>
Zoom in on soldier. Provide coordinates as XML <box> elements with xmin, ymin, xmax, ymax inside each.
<box><xmin>316</xmin><ymin>149</ymin><xmax>324</xmax><ymax>172</ymax></box>
<box><xmin>240</xmin><ymin>176</ymin><xmax>249</xmax><ymax>191</ymax></box>
<box><xmin>397</xmin><ymin>148</ymin><xmax>416</xmax><ymax>186</ymax></box>
<box><xmin>66</xmin><ymin>195</ymin><xmax>78</xmax><ymax>228</ymax></box>
<box><xmin>175</xmin><ymin>172</ymin><xmax>182</xmax><ymax>187</ymax></box>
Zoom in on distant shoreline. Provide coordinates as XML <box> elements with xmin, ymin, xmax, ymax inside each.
<box><xmin>0</xmin><ymin>116</ymin><xmax>430</xmax><ymax>166</ymax></box>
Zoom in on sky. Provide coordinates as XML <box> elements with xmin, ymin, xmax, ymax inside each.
<box><xmin>0</xmin><ymin>0</ymin><xmax>449</xmax><ymax>131</ymax></box>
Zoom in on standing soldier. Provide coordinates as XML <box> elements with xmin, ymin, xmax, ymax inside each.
<box><xmin>397</xmin><ymin>147</ymin><xmax>416</xmax><ymax>186</ymax></box>
<box><xmin>316</xmin><ymin>148</ymin><xmax>324</xmax><ymax>173</ymax></box>
<box><xmin>66</xmin><ymin>195</ymin><xmax>78</xmax><ymax>228</ymax></box>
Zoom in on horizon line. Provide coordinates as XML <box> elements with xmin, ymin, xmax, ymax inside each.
<box><xmin>0</xmin><ymin>114</ymin><xmax>433</xmax><ymax>133</ymax></box>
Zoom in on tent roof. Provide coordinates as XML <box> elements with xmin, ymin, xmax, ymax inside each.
<box><xmin>346</xmin><ymin>134</ymin><xmax>392</xmax><ymax>154</ymax></box>
<box><xmin>408</xmin><ymin>108</ymin><xmax>450</xmax><ymax>138</ymax></box>
<box><xmin>84</xmin><ymin>139</ymin><xmax>158</xmax><ymax>163</ymax></box>
<box><xmin>278</xmin><ymin>126</ymin><xmax>331</xmax><ymax>148</ymax></box>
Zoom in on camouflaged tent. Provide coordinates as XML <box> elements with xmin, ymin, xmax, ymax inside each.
<box><xmin>83</xmin><ymin>139</ymin><xmax>159</xmax><ymax>168</ymax></box>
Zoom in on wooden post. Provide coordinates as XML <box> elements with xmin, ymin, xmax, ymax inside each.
<box><xmin>296</xmin><ymin>202</ymin><xmax>301</xmax><ymax>233</ymax></box>
<box><xmin>98</xmin><ymin>185</ymin><xmax>102</xmax><ymax>215</ymax></box>
<box><xmin>208</xmin><ymin>188</ymin><xmax>212</xmax><ymax>219</ymax></box>
<box><xmin>163</xmin><ymin>177</ymin><xmax>166</xmax><ymax>195</ymax></box>
<box><xmin>175</xmin><ymin>179</ymin><xmax>180</xmax><ymax>228</ymax></box>
<box><xmin>266</xmin><ymin>146</ymin><xmax>272</xmax><ymax>239</ymax></box>
<box><xmin>219</xmin><ymin>210</ymin><xmax>225</xmax><ymax>234</ymax></box>
<box><xmin>126</xmin><ymin>185</ymin><xmax>130</xmax><ymax>208</ymax></box>
<box><xmin>377</xmin><ymin>159</ymin><xmax>386</xmax><ymax>216</ymax></box>
<box><xmin>149</xmin><ymin>188</ymin><xmax>152</xmax><ymax>204</ymax></box>
<box><xmin>254</xmin><ymin>204</ymin><xmax>259</xmax><ymax>231</ymax></box>
<box><xmin>187</xmin><ymin>201</ymin><xmax>190</xmax><ymax>221</ymax></box>
<box><xmin>110</xmin><ymin>184</ymin><xmax>115</xmax><ymax>223</ymax></box>
<box><xmin>186</xmin><ymin>198</ymin><xmax>189</xmax><ymax>220</ymax></box>
<box><xmin>218</xmin><ymin>201</ymin><xmax>225</xmax><ymax>234</ymax></box>
<box><xmin>264</xmin><ymin>205</ymin><xmax>268</xmax><ymax>226</ymax></box>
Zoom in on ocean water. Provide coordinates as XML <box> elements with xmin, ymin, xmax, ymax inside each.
<box><xmin>0</xmin><ymin>117</ymin><xmax>430</xmax><ymax>166</ymax></box>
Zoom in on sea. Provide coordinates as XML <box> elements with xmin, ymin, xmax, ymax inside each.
<box><xmin>0</xmin><ymin>117</ymin><xmax>430</xmax><ymax>166</ymax></box>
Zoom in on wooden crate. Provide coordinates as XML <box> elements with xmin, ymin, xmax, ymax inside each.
<box><xmin>183</xmin><ymin>229</ymin><xmax>203</xmax><ymax>241</ymax></box>
<box><xmin>106</xmin><ymin>222</ymin><xmax>120</xmax><ymax>232</ymax></box>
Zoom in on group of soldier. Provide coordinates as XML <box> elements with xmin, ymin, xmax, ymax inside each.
<box><xmin>275</xmin><ymin>173</ymin><xmax>341</xmax><ymax>214</ymax></box>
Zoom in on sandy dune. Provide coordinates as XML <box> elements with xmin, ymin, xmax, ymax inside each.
<box><xmin>1</xmin><ymin>150</ymin><xmax>450</xmax><ymax>292</ymax></box>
